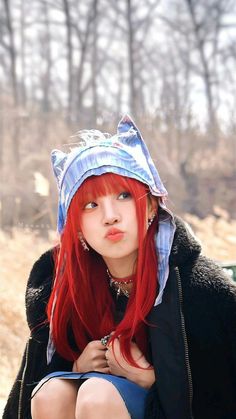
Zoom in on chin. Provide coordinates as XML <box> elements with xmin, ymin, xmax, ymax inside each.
<box><xmin>103</xmin><ymin>248</ymin><xmax>138</xmax><ymax>260</ymax></box>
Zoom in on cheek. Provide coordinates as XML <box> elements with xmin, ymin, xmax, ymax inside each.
<box><xmin>129</xmin><ymin>210</ymin><xmax>139</xmax><ymax>240</ymax></box>
<box><xmin>80</xmin><ymin>216</ymin><xmax>99</xmax><ymax>243</ymax></box>
<box><xmin>80</xmin><ymin>217</ymin><xmax>90</xmax><ymax>236</ymax></box>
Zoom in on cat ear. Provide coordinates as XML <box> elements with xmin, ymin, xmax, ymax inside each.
<box><xmin>117</xmin><ymin>114</ymin><xmax>142</xmax><ymax>139</ymax></box>
<box><xmin>51</xmin><ymin>149</ymin><xmax>67</xmax><ymax>187</ymax></box>
<box><xmin>117</xmin><ymin>114</ymin><xmax>167</xmax><ymax>196</ymax></box>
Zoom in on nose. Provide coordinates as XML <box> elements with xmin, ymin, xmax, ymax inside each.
<box><xmin>102</xmin><ymin>199</ymin><xmax>121</xmax><ymax>225</ymax></box>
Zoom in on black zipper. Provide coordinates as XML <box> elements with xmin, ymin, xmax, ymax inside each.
<box><xmin>175</xmin><ymin>266</ymin><xmax>194</xmax><ymax>419</ymax></box>
<box><xmin>18</xmin><ymin>337</ymin><xmax>31</xmax><ymax>419</ymax></box>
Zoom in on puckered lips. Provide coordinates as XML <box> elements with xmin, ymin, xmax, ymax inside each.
<box><xmin>105</xmin><ymin>227</ymin><xmax>124</xmax><ymax>242</ymax></box>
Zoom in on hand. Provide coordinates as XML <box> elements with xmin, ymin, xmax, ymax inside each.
<box><xmin>105</xmin><ymin>339</ymin><xmax>155</xmax><ymax>389</ymax></box>
<box><xmin>73</xmin><ymin>340</ymin><xmax>110</xmax><ymax>374</ymax></box>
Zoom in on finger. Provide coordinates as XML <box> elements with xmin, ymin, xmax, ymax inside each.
<box><xmin>88</xmin><ymin>340</ymin><xmax>109</xmax><ymax>352</ymax></box>
<box><xmin>102</xmin><ymin>360</ymin><xmax>109</xmax><ymax>368</ymax></box>
<box><xmin>112</xmin><ymin>338</ymin><xmax>120</xmax><ymax>349</ymax></box>
<box><xmin>110</xmin><ymin>338</ymin><xmax>122</xmax><ymax>358</ymax></box>
<box><xmin>91</xmin><ymin>340</ymin><xmax>108</xmax><ymax>349</ymax></box>
<box><xmin>93</xmin><ymin>351</ymin><xmax>108</xmax><ymax>362</ymax></box>
<box><xmin>95</xmin><ymin>357</ymin><xmax>109</xmax><ymax>368</ymax></box>
<box><xmin>98</xmin><ymin>347</ymin><xmax>108</xmax><ymax>353</ymax></box>
<box><xmin>92</xmin><ymin>349</ymin><xmax>107</xmax><ymax>359</ymax></box>
<box><xmin>104</xmin><ymin>349</ymin><xmax>110</xmax><ymax>361</ymax></box>
<box><xmin>106</xmin><ymin>347</ymin><xmax>117</xmax><ymax>363</ymax></box>
<box><xmin>93</xmin><ymin>356</ymin><xmax>110</xmax><ymax>368</ymax></box>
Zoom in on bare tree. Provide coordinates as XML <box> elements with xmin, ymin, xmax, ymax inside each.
<box><xmin>74</xmin><ymin>0</ymin><xmax>99</xmax><ymax>120</ymax></box>
<box><xmin>1</xmin><ymin>0</ymin><xmax>21</xmax><ymax>179</ymax></box>
<box><xmin>19</xmin><ymin>0</ymin><xmax>27</xmax><ymax>107</ymax></box>
<box><xmin>2</xmin><ymin>0</ymin><xmax>18</xmax><ymax>106</ymax></box>
<box><xmin>40</xmin><ymin>0</ymin><xmax>52</xmax><ymax>113</ymax></box>
<box><xmin>63</xmin><ymin>0</ymin><xmax>73</xmax><ymax>122</ymax></box>
<box><xmin>118</xmin><ymin>0</ymin><xmax>161</xmax><ymax>118</ymax></box>
<box><xmin>160</xmin><ymin>0</ymin><xmax>236</xmax><ymax>141</ymax></box>
<box><xmin>184</xmin><ymin>0</ymin><xmax>218</xmax><ymax>137</ymax></box>
<box><xmin>91</xmin><ymin>0</ymin><xmax>98</xmax><ymax>123</ymax></box>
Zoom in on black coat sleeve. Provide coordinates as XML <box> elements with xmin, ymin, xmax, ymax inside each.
<box><xmin>182</xmin><ymin>256</ymin><xmax>236</xmax><ymax>419</ymax></box>
<box><xmin>198</xmin><ymin>258</ymin><xmax>236</xmax><ymax>376</ymax></box>
<box><xmin>3</xmin><ymin>248</ymin><xmax>72</xmax><ymax>419</ymax></box>
<box><xmin>215</xmin><ymin>271</ymin><xmax>236</xmax><ymax>374</ymax></box>
<box><xmin>209</xmin><ymin>263</ymin><xmax>236</xmax><ymax>419</ymax></box>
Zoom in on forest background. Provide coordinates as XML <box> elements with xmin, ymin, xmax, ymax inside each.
<box><xmin>0</xmin><ymin>0</ymin><xmax>236</xmax><ymax>414</ymax></box>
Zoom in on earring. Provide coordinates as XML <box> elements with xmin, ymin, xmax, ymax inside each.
<box><xmin>148</xmin><ymin>213</ymin><xmax>156</xmax><ymax>228</ymax></box>
<box><xmin>78</xmin><ymin>232</ymin><xmax>89</xmax><ymax>251</ymax></box>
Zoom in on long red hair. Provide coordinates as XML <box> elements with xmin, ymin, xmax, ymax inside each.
<box><xmin>47</xmin><ymin>173</ymin><xmax>158</xmax><ymax>366</ymax></box>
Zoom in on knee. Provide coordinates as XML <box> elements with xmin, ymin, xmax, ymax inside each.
<box><xmin>75</xmin><ymin>378</ymin><xmax>121</xmax><ymax>418</ymax></box>
<box><xmin>31</xmin><ymin>379</ymin><xmax>54</xmax><ymax>413</ymax></box>
<box><xmin>31</xmin><ymin>378</ymin><xmax>77</xmax><ymax>416</ymax></box>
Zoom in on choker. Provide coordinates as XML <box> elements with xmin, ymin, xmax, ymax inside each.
<box><xmin>106</xmin><ymin>269</ymin><xmax>134</xmax><ymax>298</ymax></box>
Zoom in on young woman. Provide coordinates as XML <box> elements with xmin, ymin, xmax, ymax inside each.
<box><xmin>3</xmin><ymin>115</ymin><xmax>236</xmax><ymax>419</ymax></box>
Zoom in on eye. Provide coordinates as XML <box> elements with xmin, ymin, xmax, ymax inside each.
<box><xmin>118</xmin><ymin>191</ymin><xmax>131</xmax><ymax>200</ymax></box>
<box><xmin>84</xmin><ymin>201</ymin><xmax>97</xmax><ymax>209</ymax></box>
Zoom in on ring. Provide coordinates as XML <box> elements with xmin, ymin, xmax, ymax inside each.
<box><xmin>101</xmin><ymin>334</ymin><xmax>110</xmax><ymax>347</ymax></box>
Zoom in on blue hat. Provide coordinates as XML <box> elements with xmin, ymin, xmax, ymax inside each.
<box><xmin>51</xmin><ymin>115</ymin><xmax>168</xmax><ymax>233</ymax></box>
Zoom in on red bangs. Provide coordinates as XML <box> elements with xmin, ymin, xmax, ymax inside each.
<box><xmin>76</xmin><ymin>173</ymin><xmax>149</xmax><ymax>207</ymax></box>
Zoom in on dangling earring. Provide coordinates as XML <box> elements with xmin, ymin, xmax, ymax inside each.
<box><xmin>148</xmin><ymin>213</ymin><xmax>156</xmax><ymax>228</ymax></box>
<box><xmin>78</xmin><ymin>232</ymin><xmax>89</xmax><ymax>251</ymax></box>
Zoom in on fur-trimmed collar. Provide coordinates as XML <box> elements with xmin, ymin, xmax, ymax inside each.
<box><xmin>169</xmin><ymin>216</ymin><xmax>201</xmax><ymax>266</ymax></box>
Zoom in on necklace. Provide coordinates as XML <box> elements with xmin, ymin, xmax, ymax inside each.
<box><xmin>106</xmin><ymin>269</ymin><xmax>134</xmax><ymax>298</ymax></box>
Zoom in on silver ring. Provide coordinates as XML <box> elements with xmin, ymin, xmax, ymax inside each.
<box><xmin>101</xmin><ymin>334</ymin><xmax>110</xmax><ymax>347</ymax></box>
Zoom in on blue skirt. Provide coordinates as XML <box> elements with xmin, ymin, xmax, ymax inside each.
<box><xmin>35</xmin><ymin>371</ymin><xmax>148</xmax><ymax>419</ymax></box>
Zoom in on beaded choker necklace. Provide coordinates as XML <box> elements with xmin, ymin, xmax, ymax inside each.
<box><xmin>106</xmin><ymin>269</ymin><xmax>134</xmax><ymax>298</ymax></box>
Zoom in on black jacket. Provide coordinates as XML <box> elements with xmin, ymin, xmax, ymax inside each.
<box><xmin>3</xmin><ymin>217</ymin><xmax>236</xmax><ymax>419</ymax></box>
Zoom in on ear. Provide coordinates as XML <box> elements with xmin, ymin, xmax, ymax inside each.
<box><xmin>51</xmin><ymin>149</ymin><xmax>67</xmax><ymax>187</ymax></box>
<box><xmin>148</xmin><ymin>195</ymin><xmax>159</xmax><ymax>218</ymax></box>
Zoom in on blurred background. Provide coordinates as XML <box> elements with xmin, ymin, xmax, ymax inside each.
<box><xmin>0</xmin><ymin>0</ymin><xmax>236</xmax><ymax>414</ymax></box>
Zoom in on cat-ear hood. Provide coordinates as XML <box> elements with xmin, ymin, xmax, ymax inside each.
<box><xmin>51</xmin><ymin>114</ymin><xmax>168</xmax><ymax>233</ymax></box>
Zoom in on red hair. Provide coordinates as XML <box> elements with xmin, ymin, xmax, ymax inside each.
<box><xmin>47</xmin><ymin>173</ymin><xmax>158</xmax><ymax>366</ymax></box>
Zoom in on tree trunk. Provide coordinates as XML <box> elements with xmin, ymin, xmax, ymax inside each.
<box><xmin>91</xmin><ymin>0</ymin><xmax>98</xmax><ymax>125</ymax></box>
<box><xmin>126</xmin><ymin>0</ymin><xmax>137</xmax><ymax>117</ymax></box>
<box><xmin>76</xmin><ymin>4</ymin><xmax>96</xmax><ymax>120</ymax></box>
<box><xmin>63</xmin><ymin>0</ymin><xmax>73</xmax><ymax>123</ymax></box>
<box><xmin>185</xmin><ymin>0</ymin><xmax>217</xmax><ymax>141</ymax></box>
<box><xmin>20</xmin><ymin>0</ymin><xmax>27</xmax><ymax>107</ymax></box>
<box><xmin>42</xmin><ymin>0</ymin><xmax>52</xmax><ymax>113</ymax></box>
<box><xmin>3</xmin><ymin>0</ymin><xmax>18</xmax><ymax>106</ymax></box>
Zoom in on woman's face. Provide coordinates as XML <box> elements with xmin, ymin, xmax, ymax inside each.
<box><xmin>80</xmin><ymin>190</ymin><xmax>141</xmax><ymax>268</ymax></box>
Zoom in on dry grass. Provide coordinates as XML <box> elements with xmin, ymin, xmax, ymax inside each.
<box><xmin>184</xmin><ymin>208</ymin><xmax>236</xmax><ymax>261</ymax></box>
<box><xmin>0</xmin><ymin>214</ymin><xmax>235</xmax><ymax>415</ymax></box>
<box><xmin>0</xmin><ymin>228</ymin><xmax>55</xmax><ymax>415</ymax></box>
